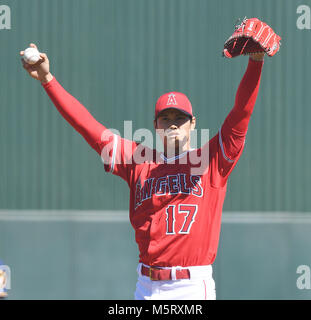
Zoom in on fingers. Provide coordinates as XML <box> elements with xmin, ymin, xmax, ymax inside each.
<box><xmin>19</xmin><ymin>43</ymin><xmax>38</xmax><ymax>60</ymax></box>
<box><xmin>21</xmin><ymin>58</ymin><xmax>27</xmax><ymax>67</ymax></box>
<box><xmin>29</xmin><ymin>43</ymin><xmax>38</xmax><ymax>50</ymax></box>
<box><xmin>21</xmin><ymin>58</ymin><xmax>37</xmax><ymax>74</ymax></box>
<box><xmin>39</xmin><ymin>53</ymin><xmax>48</xmax><ymax>62</ymax></box>
<box><xmin>20</xmin><ymin>45</ymin><xmax>47</xmax><ymax>64</ymax></box>
<box><xmin>20</xmin><ymin>44</ymin><xmax>48</xmax><ymax>79</ymax></box>
<box><xmin>21</xmin><ymin>58</ymin><xmax>31</xmax><ymax>71</ymax></box>
<box><xmin>20</xmin><ymin>44</ymin><xmax>47</xmax><ymax>59</ymax></box>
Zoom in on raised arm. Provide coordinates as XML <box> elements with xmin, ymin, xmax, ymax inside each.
<box><xmin>20</xmin><ymin>43</ymin><xmax>106</xmax><ymax>154</ymax></box>
<box><xmin>220</xmin><ymin>53</ymin><xmax>264</xmax><ymax>161</ymax></box>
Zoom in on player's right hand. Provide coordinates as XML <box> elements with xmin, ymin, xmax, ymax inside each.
<box><xmin>20</xmin><ymin>43</ymin><xmax>53</xmax><ymax>84</ymax></box>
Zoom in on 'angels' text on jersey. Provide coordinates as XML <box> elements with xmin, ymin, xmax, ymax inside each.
<box><xmin>135</xmin><ymin>174</ymin><xmax>203</xmax><ymax>209</ymax></box>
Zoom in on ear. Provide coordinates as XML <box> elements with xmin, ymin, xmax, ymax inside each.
<box><xmin>153</xmin><ymin>119</ymin><xmax>157</xmax><ymax>130</ymax></box>
<box><xmin>190</xmin><ymin>116</ymin><xmax>196</xmax><ymax>130</ymax></box>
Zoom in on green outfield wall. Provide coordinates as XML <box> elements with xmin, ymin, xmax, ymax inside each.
<box><xmin>0</xmin><ymin>0</ymin><xmax>311</xmax><ymax>299</ymax></box>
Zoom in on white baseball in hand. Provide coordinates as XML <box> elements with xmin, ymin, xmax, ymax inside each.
<box><xmin>23</xmin><ymin>47</ymin><xmax>40</xmax><ymax>65</ymax></box>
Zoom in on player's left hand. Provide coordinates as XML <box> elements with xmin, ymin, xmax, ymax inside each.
<box><xmin>223</xmin><ymin>17</ymin><xmax>281</xmax><ymax>58</ymax></box>
<box><xmin>249</xmin><ymin>52</ymin><xmax>265</xmax><ymax>61</ymax></box>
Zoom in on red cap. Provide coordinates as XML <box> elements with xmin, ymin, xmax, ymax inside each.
<box><xmin>155</xmin><ymin>92</ymin><xmax>193</xmax><ymax>119</ymax></box>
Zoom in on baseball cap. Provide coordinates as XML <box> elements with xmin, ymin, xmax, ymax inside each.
<box><xmin>155</xmin><ymin>92</ymin><xmax>193</xmax><ymax>119</ymax></box>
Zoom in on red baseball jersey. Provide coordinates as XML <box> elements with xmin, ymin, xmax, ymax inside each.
<box><xmin>100</xmin><ymin>128</ymin><xmax>243</xmax><ymax>267</ymax></box>
<box><xmin>42</xmin><ymin>58</ymin><xmax>263</xmax><ymax>268</ymax></box>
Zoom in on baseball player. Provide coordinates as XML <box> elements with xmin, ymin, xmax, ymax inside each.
<box><xmin>20</xmin><ymin>18</ymin><xmax>280</xmax><ymax>300</ymax></box>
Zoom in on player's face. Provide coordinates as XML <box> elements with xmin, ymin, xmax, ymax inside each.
<box><xmin>154</xmin><ymin>109</ymin><xmax>196</xmax><ymax>155</ymax></box>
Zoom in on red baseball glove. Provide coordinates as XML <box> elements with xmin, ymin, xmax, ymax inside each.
<box><xmin>223</xmin><ymin>17</ymin><xmax>281</xmax><ymax>58</ymax></box>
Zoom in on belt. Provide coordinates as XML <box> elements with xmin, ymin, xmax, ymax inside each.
<box><xmin>141</xmin><ymin>265</ymin><xmax>191</xmax><ymax>281</ymax></box>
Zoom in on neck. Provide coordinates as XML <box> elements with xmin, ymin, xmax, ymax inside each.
<box><xmin>164</xmin><ymin>143</ymin><xmax>190</xmax><ymax>159</ymax></box>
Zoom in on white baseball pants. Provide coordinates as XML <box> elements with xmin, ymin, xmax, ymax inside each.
<box><xmin>134</xmin><ymin>263</ymin><xmax>216</xmax><ymax>300</ymax></box>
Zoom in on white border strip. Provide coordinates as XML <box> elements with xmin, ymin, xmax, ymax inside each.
<box><xmin>218</xmin><ymin>128</ymin><xmax>235</xmax><ymax>163</ymax></box>
<box><xmin>110</xmin><ymin>134</ymin><xmax>118</xmax><ymax>173</ymax></box>
<box><xmin>0</xmin><ymin>210</ymin><xmax>311</xmax><ymax>224</ymax></box>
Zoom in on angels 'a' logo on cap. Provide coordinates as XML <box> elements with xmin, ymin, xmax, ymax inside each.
<box><xmin>167</xmin><ymin>93</ymin><xmax>177</xmax><ymax>106</ymax></box>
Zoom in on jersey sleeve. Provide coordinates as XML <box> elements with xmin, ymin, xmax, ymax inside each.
<box><xmin>99</xmin><ymin>132</ymin><xmax>139</xmax><ymax>184</ymax></box>
<box><xmin>42</xmin><ymin>77</ymin><xmax>137</xmax><ymax>184</ymax></box>
<box><xmin>209</xmin><ymin>58</ymin><xmax>263</xmax><ymax>187</ymax></box>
